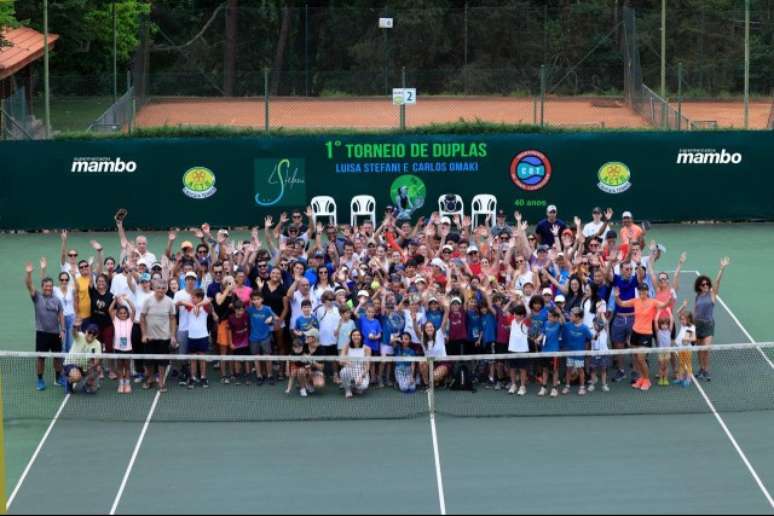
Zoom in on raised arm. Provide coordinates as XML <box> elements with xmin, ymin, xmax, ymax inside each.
<box><xmin>613</xmin><ymin>287</ymin><xmax>635</xmax><ymax>308</ymax></box>
<box><xmin>672</xmin><ymin>252</ymin><xmax>687</xmax><ymax>292</ymax></box>
<box><xmin>60</xmin><ymin>230</ymin><xmax>69</xmax><ymax>267</ymax></box>
<box><xmin>713</xmin><ymin>257</ymin><xmax>730</xmax><ymax>300</ymax></box>
<box><xmin>91</xmin><ymin>240</ymin><xmax>104</xmax><ymax>276</ymax></box>
<box><xmin>25</xmin><ymin>262</ymin><xmax>36</xmax><ymax>297</ymax></box>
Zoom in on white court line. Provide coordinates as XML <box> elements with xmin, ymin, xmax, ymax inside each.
<box><xmin>6</xmin><ymin>393</ymin><xmax>70</xmax><ymax>511</ymax></box>
<box><xmin>691</xmin><ymin>377</ymin><xmax>774</xmax><ymax>509</ymax></box>
<box><xmin>690</xmin><ymin>271</ymin><xmax>774</xmax><ymax>370</ymax></box>
<box><xmin>109</xmin><ymin>379</ymin><xmax>166</xmax><ymax>515</ymax></box>
<box><xmin>427</xmin><ymin>391</ymin><xmax>447</xmax><ymax>515</ymax></box>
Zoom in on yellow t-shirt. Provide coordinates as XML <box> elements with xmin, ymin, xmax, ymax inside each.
<box><xmin>74</xmin><ymin>276</ymin><xmax>91</xmax><ymax>319</ymax></box>
<box><xmin>64</xmin><ymin>332</ymin><xmax>102</xmax><ymax>369</ymax></box>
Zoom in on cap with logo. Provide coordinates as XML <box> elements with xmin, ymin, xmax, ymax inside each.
<box><xmin>546</xmin><ymin>205</ymin><xmax>557</xmax><ymax>214</ymax></box>
<box><xmin>622</xmin><ymin>211</ymin><xmax>633</xmax><ymax>219</ymax></box>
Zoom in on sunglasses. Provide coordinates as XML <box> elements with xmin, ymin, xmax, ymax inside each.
<box><xmin>213</xmin><ymin>269</ymin><xmax>223</xmax><ymax>274</ymax></box>
<box><xmin>86</xmin><ymin>331</ymin><xmax>98</xmax><ymax>336</ymax></box>
<box><xmin>319</xmin><ymin>270</ymin><xmax>328</xmax><ymax>275</ymax></box>
<box><xmin>59</xmin><ymin>277</ymin><xmax>69</xmax><ymax>282</ymax></box>
<box><xmin>198</xmin><ymin>250</ymin><xmax>208</xmax><ymax>254</ymax></box>
<box><xmin>658</xmin><ymin>276</ymin><xmax>669</xmax><ymax>281</ymax></box>
<box><xmin>79</xmin><ymin>265</ymin><xmax>89</xmax><ymax>270</ymax></box>
<box><xmin>701</xmin><ymin>282</ymin><xmax>710</xmax><ymax>286</ymax></box>
<box><xmin>68</xmin><ymin>253</ymin><xmax>78</xmax><ymax>257</ymax></box>
<box><xmin>257</xmin><ymin>263</ymin><xmax>268</xmax><ymax>268</ymax></box>
<box><xmin>292</xmin><ymin>215</ymin><xmax>302</xmax><ymax>219</ymax></box>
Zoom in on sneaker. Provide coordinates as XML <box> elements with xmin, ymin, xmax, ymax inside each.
<box><xmin>178</xmin><ymin>377</ymin><xmax>187</xmax><ymax>387</ymax></box>
<box><xmin>561</xmin><ymin>385</ymin><xmax>570</xmax><ymax>395</ymax></box>
<box><xmin>602</xmin><ymin>384</ymin><xmax>610</xmax><ymax>392</ymax></box>
<box><xmin>508</xmin><ymin>384</ymin><xmax>517</xmax><ymax>395</ymax></box>
<box><xmin>256</xmin><ymin>376</ymin><xmax>264</xmax><ymax>386</ymax></box>
<box><xmin>344</xmin><ymin>389</ymin><xmax>353</xmax><ymax>399</ymax></box>
<box><xmin>659</xmin><ymin>377</ymin><xmax>669</xmax><ymax>387</ymax></box>
<box><xmin>587</xmin><ymin>384</ymin><xmax>595</xmax><ymax>392</ymax></box>
<box><xmin>517</xmin><ymin>385</ymin><xmax>527</xmax><ymax>396</ymax></box>
<box><xmin>639</xmin><ymin>379</ymin><xmax>652</xmax><ymax>391</ymax></box>
<box><xmin>632</xmin><ymin>378</ymin><xmax>644</xmax><ymax>389</ymax></box>
<box><xmin>117</xmin><ymin>382</ymin><xmax>124</xmax><ymax>394</ymax></box>
<box><xmin>108</xmin><ymin>370</ymin><xmax>118</xmax><ymax>381</ymax></box>
<box><xmin>56</xmin><ymin>375</ymin><xmax>67</xmax><ymax>388</ymax></box>
<box><xmin>550</xmin><ymin>387</ymin><xmax>559</xmax><ymax>398</ymax></box>
<box><xmin>672</xmin><ymin>378</ymin><xmax>684</xmax><ymax>385</ymax></box>
<box><xmin>695</xmin><ymin>369</ymin><xmax>706</xmax><ymax>380</ymax></box>
<box><xmin>125</xmin><ymin>382</ymin><xmax>132</xmax><ymax>394</ymax></box>
<box><xmin>300</xmin><ymin>388</ymin><xmax>308</xmax><ymax>397</ymax></box>
<box><xmin>537</xmin><ymin>386</ymin><xmax>547</xmax><ymax>396</ymax></box>
<box><xmin>267</xmin><ymin>376</ymin><xmax>276</xmax><ymax>386</ymax></box>
<box><xmin>703</xmin><ymin>371</ymin><xmax>711</xmax><ymax>382</ymax></box>
<box><xmin>142</xmin><ymin>381</ymin><xmax>151</xmax><ymax>390</ymax></box>
<box><xmin>681</xmin><ymin>379</ymin><xmax>691</xmax><ymax>388</ymax></box>
<box><xmin>307</xmin><ymin>385</ymin><xmax>316</xmax><ymax>394</ymax></box>
<box><xmin>578</xmin><ymin>386</ymin><xmax>587</xmax><ymax>396</ymax></box>
<box><xmin>494</xmin><ymin>382</ymin><xmax>503</xmax><ymax>391</ymax></box>
<box><xmin>612</xmin><ymin>369</ymin><xmax>626</xmax><ymax>383</ymax></box>
<box><xmin>133</xmin><ymin>373</ymin><xmax>144</xmax><ymax>384</ymax></box>
<box><xmin>187</xmin><ymin>379</ymin><xmax>195</xmax><ymax>390</ymax></box>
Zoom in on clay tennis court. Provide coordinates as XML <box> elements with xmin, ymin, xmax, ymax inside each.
<box><xmin>134</xmin><ymin>96</ymin><xmax>772</xmax><ymax>130</ymax></box>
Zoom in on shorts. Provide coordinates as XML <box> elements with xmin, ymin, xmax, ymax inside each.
<box><xmin>566</xmin><ymin>358</ymin><xmax>585</xmax><ymax>369</ymax></box>
<box><xmin>540</xmin><ymin>355</ymin><xmax>560</xmax><ymax>372</ymax></box>
<box><xmin>249</xmin><ymin>338</ymin><xmax>272</xmax><ymax>355</ymax></box>
<box><xmin>320</xmin><ymin>345</ymin><xmax>339</xmax><ymax>357</ymax></box>
<box><xmin>131</xmin><ymin>324</ymin><xmax>145</xmax><ymax>356</ymax></box>
<box><xmin>188</xmin><ymin>336</ymin><xmax>210</xmax><ymax>354</ymax></box>
<box><xmin>380</xmin><ymin>345</ymin><xmax>394</xmax><ymax>356</ymax></box>
<box><xmin>630</xmin><ymin>331</ymin><xmax>653</xmax><ymax>348</ymax></box>
<box><xmin>494</xmin><ymin>342</ymin><xmax>509</xmax><ymax>355</ymax></box>
<box><xmin>217</xmin><ymin>321</ymin><xmax>230</xmax><ymax>347</ymax></box>
<box><xmin>590</xmin><ymin>355</ymin><xmax>610</xmax><ymax>370</ymax></box>
<box><xmin>99</xmin><ymin>325</ymin><xmax>114</xmax><ymax>353</ymax></box>
<box><xmin>509</xmin><ymin>358</ymin><xmax>532</xmax><ymax>370</ymax></box>
<box><xmin>176</xmin><ymin>330</ymin><xmax>189</xmax><ymax>354</ymax></box>
<box><xmin>147</xmin><ymin>339</ymin><xmax>171</xmax><ymax>367</ymax></box>
<box><xmin>658</xmin><ymin>350</ymin><xmax>672</xmax><ymax>363</ymax></box>
<box><xmin>695</xmin><ymin>319</ymin><xmax>715</xmax><ymax>340</ymax></box>
<box><xmin>35</xmin><ymin>331</ymin><xmax>62</xmax><ymax>353</ymax></box>
<box><xmin>447</xmin><ymin>339</ymin><xmax>470</xmax><ymax>356</ymax></box>
<box><xmin>232</xmin><ymin>346</ymin><xmax>250</xmax><ymax>356</ymax></box>
<box><xmin>611</xmin><ymin>314</ymin><xmax>634</xmax><ymax>343</ymax></box>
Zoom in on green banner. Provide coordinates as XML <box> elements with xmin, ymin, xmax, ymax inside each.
<box><xmin>1</xmin><ymin>131</ymin><xmax>771</xmax><ymax>230</ymax></box>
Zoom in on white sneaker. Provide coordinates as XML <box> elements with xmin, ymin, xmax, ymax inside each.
<box><xmin>587</xmin><ymin>384</ymin><xmax>596</xmax><ymax>392</ymax></box>
<box><xmin>561</xmin><ymin>385</ymin><xmax>570</xmax><ymax>395</ymax></box>
<box><xmin>550</xmin><ymin>387</ymin><xmax>558</xmax><ymax>398</ymax></box>
<box><xmin>578</xmin><ymin>386</ymin><xmax>587</xmax><ymax>396</ymax></box>
<box><xmin>517</xmin><ymin>385</ymin><xmax>527</xmax><ymax>396</ymax></box>
<box><xmin>508</xmin><ymin>384</ymin><xmax>517</xmax><ymax>395</ymax></box>
<box><xmin>300</xmin><ymin>388</ymin><xmax>308</xmax><ymax>397</ymax></box>
<box><xmin>307</xmin><ymin>385</ymin><xmax>315</xmax><ymax>394</ymax></box>
<box><xmin>602</xmin><ymin>384</ymin><xmax>610</xmax><ymax>392</ymax></box>
<box><xmin>537</xmin><ymin>386</ymin><xmax>547</xmax><ymax>396</ymax></box>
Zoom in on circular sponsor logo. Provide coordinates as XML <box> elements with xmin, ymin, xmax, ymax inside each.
<box><xmin>510</xmin><ymin>150</ymin><xmax>552</xmax><ymax>191</ymax></box>
<box><xmin>182</xmin><ymin>167</ymin><xmax>217</xmax><ymax>199</ymax></box>
<box><xmin>597</xmin><ymin>162</ymin><xmax>632</xmax><ymax>194</ymax></box>
<box><xmin>390</xmin><ymin>174</ymin><xmax>426</xmax><ymax>219</ymax></box>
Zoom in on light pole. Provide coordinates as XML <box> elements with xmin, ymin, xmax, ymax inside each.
<box><xmin>43</xmin><ymin>0</ymin><xmax>50</xmax><ymax>138</ymax></box>
<box><xmin>379</xmin><ymin>16</ymin><xmax>393</xmax><ymax>96</ymax></box>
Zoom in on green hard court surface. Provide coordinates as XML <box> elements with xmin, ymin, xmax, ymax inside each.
<box><xmin>2</xmin><ymin>224</ymin><xmax>774</xmax><ymax>514</ymax></box>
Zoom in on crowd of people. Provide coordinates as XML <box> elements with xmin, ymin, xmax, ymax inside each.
<box><xmin>26</xmin><ymin>204</ymin><xmax>731</xmax><ymax>398</ymax></box>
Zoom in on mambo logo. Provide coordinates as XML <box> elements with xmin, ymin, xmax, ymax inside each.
<box><xmin>71</xmin><ymin>157</ymin><xmax>137</xmax><ymax>173</ymax></box>
<box><xmin>676</xmin><ymin>148</ymin><xmax>742</xmax><ymax>165</ymax></box>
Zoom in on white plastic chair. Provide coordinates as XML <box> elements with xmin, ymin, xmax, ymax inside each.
<box><xmin>350</xmin><ymin>195</ymin><xmax>376</xmax><ymax>227</ymax></box>
<box><xmin>438</xmin><ymin>194</ymin><xmax>464</xmax><ymax>221</ymax></box>
<box><xmin>310</xmin><ymin>196</ymin><xmax>337</xmax><ymax>226</ymax></box>
<box><xmin>471</xmin><ymin>194</ymin><xmax>497</xmax><ymax>227</ymax></box>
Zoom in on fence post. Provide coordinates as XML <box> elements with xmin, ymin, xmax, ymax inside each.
<box><xmin>539</xmin><ymin>64</ymin><xmax>546</xmax><ymax>127</ymax></box>
<box><xmin>400</xmin><ymin>66</ymin><xmax>406</xmax><ymax>131</ymax></box>
<box><xmin>677</xmin><ymin>62</ymin><xmax>683</xmax><ymax>131</ymax></box>
<box><xmin>304</xmin><ymin>3</ymin><xmax>310</xmax><ymax>97</ymax></box>
<box><xmin>532</xmin><ymin>96</ymin><xmax>537</xmax><ymax>125</ymax></box>
<box><xmin>264</xmin><ymin>68</ymin><xmax>270</xmax><ymax>134</ymax></box>
<box><xmin>129</xmin><ymin>98</ymin><xmax>135</xmax><ymax>134</ymax></box>
<box><xmin>428</xmin><ymin>358</ymin><xmax>435</xmax><ymax>415</ymax></box>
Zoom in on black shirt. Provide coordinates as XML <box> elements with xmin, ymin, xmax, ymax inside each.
<box><xmin>261</xmin><ymin>282</ymin><xmax>287</xmax><ymax>321</ymax></box>
<box><xmin>89</xmin><ymin>288</ymin><xmax>113</xmax><ymax>328</ymax></box>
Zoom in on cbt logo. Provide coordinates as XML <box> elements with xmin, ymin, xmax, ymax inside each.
<box><xmin>510</xmin><ymin>150</ymin><xmax>552</xmax><ymax>191</ymax></box>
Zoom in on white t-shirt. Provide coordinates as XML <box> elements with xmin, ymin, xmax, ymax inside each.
<box><xmin>508</xmin><ymin>319</ymin><xmax>529</xmax><ymax>352</ymax></box>
<box><xmin>138</xmin><ymin>251</ymin><xmax>158</xmax><ymax>266</ymax></box>
<box><xmin>187</xmin><ymin>306</ymin><xmax>210</xmax><ymax>340</ymax></box>
<box><xmin>173</xmin><ymin>289</ymin><xmax>193</xmax><ymax>332</ymax></box>
<box><xmin>675</xmin><ymin>324</ymin><xmax>696</xmax><ymax>346</ymax></box>
<box><xmin>133</xmin><ymin>289</ymin><xmax>153</xmax><ymax>323</ymax></box>
<box><xmin>583</xmin><ymin>220</ymin><xmax>606</xmax><ymax>238</ymax></box>
<box><xmin>315</xmin><ymin>305</ymin><xmax>340</xmax><ymax>347</ymax></box>
<box><xmin>54</xmin><ymin>287</ymin><xmax>75</xmax><ymax>318</ymax></box>
<box><xmin>514</xmin><ymin>271</ymin><xmax>534</xmax><ymax>291</ymax></box>
<box><xmin>110</xmin><ymin>273</ymin><xmax>132</xmax><ymax>299</ymax></box>
<box><xmin>592</xmin><ymin>327</ymin><xmax>609</xmax><ymax>352</ymax></box>
<box><xmin>425</xmin><ymin>331</ymin><xmax>446</xmax><ymax>358</ymax></box>
<box><xmin>402</xmin><ymin>308</ymin><xmax>426</xmax><ymax>344</ymax></box>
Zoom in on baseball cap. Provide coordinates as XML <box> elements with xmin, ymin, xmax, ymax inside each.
<box><xmin>497</xmin><ymin>209</ymin><xmax>505</xmax><ymax>217</ymax></box>
<box><xmin>555</xmin><ymin>294</ymin><xmax>566</xmax><ymax>303</ymax></box>
<box><xmin>428</xmin><ymin>296</ymin><xmax>439</xmax><ymax>303</ymax></box>
<box><xmin>542</xmin><ymin>288</ymin><xmax>553</xmax><ymax>296</ymax></box>
<box><xmin>140</xmin><ymin>273</ymin><xmax>151</xmax><ymax>283</ymax></box>
<box><xmin>304</xmin><ymin>328</ymin><xmax>320</xmax><ymax>339</ymax></box>
<box><xmin>442</xmin><ymin>244</ymin><xmax>454</xmax><ymax>252</ymax></box>
<box><xmin>185</xmin><ymin>271</ymin><xmax>197</xmax><ymax>280</ymax></box>
<box><xmin>180</xmin><ymin>241</ymin><xmax>193</xmax><ymax>250</ymax></box>
<box><xmin>466</xmin><ymin>246</ymin><xmax>479</xmax><ymax>254</ymax></box>
<box><xmin>537</xmin><ymin>244</ymin><xmax>550</xmax><ymax>252</ymax></box>
<box><xmin>561</xmin><ymin>228</ymin><xmax>573</xmax><ymax>236</ymax></box>
<box><xmin>592</xmin><ymin>206</ymin><xmax>602</xmax><ymax>214</ymax></box>
<box><xmin>605</xmin><ymin>229</ymin><xmax>618</xmax><ymax>239</ymax></box>
<box><xmin>430</xmin><ymin>258</ymin><xmax>446</xmax><ymax>269</ymax></box>
<box><xmin>357</xmin><ymin>290</ymin><xmax>370</xmax><ymax>298</ymax></box>
<box><xmin>389</xmin><ymin>273</ymin><xmax>401</xmax><ymax>282</ymax></box>
<box><xmin>622</xmin><ymin>210</ymin><xmax>633</xmax><ymax>219</ymax></box>
<box><xmin>151</xmin><ymin>262</ymin><xmax>162</xmax><ymax>269</ymax></box>
<box><xmin>451</xmin><ymin>297</ymin><xmax>462</xmax><ymax>305</ymax></box>
<box><xmin>546</xmin><ymin>204</ymin><xmax>557</xmax><ymax>213</ymax></box>
<box><xmin>313</xmin><ymin>250</ymin><xmax>324</xmax><ymax>258</ymax></box>
<box><xmin>137</xmin><ymin>258</ymin><xmax>148</xmax><ymax>267</ymax></box>
<box><xmin>414</xmin><ymin>276</ymin><xmax>427</xmax><ymax>284</ymax></box>
<box><xmin>440</xmin><ymin>216</ymin><xmax>451</xmax><ymax>225</ymax></box>
<box><xmin>570</xmin><ymin>306</ymin><xmax>583</xmax><ymax>316</ymax></box>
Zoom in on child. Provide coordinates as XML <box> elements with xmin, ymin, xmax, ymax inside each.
<box><xmin>538</xmin><ymin>308</ymin><xmax>564</xmax><ymax>397</ymax></box>
<box><xmin>286</xmin><ymin>338</ymin><xmax>310</xmax><ymax>397</ymax></box>
<box><xmin>184</xmin><ymin>288</ymin><xmax>211</xmax><ymax>388</ymax></box>
<box><xmin>561</xmin><ymin>307</ymin><xmax>592</xmax><ymax>396</ymax></box>
<box><xmin>394</xmin><ymin>332</ymin><xmax>416</xmax><ymax>393</ymax></box>
<box><xmin>674</xmin><ymin>300</ymin><xmax>696</xmax><ymax>387</ymax></box>
<box><xmin>655</xmin><ymin>313</ymin><xmax>674</xmax><ymax>386</ymax></box>
<box><xmin>493</xmin><ymin>294</ymin><xmax>514</xmax><ymax>390</ymax></box>
<box><xmin>480</xmin><ymin>293</ymin><xmax>498</xmax><ymax>388</ymax></box>
<box><xmin>588</xmin><ymin>301</ymin><xmax>610</xmax><ymax>393</ymax></box>
<box><xmin>356</xmin><ymin>302</ymin><xmax>383</xmax><ymax>387</ymax></box>
<box><xmin>507</xmin><ymin>305</ymin><xmax>530</xmax><ymax>396</ymax></box>
<box><xmin>334</xmin><ymin>306</ymin><xmax>357</xmax><ymax>384</ymax></box>
<box><xmin>109</xmin><ymin>295</ymin><xmax>135</xmax><ymax>394</ymax></box>
<box><xmin>247</xmin><ymin>292</ymin><xmax>277</xmax><ymax>385</ymax></box>
<box><xmin>294</xmin><ymin>299</ymin><xmax>318</xmax><ymax>341</ymax></box>
<box><xmin>227</xmin><ymin>300</ymin><xmax>250</xmax><ymax>384</ymax></box>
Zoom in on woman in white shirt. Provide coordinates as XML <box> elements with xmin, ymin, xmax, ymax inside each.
<box><xmin>55</xmin><ymin>270</ymin><xmax>77</xmax><ymax>352</ymax></box>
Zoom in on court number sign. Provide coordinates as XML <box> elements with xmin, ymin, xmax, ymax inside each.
<box><xmin>393</xmin><ymin>88</ymin><xmax>417</xmax><ymax>105</ymax></box>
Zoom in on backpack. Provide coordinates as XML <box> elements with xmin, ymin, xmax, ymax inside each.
<box><xmin>450</xmin><ymin>363</ymin><xmax>476</xmax><ymax>392</ymax></box>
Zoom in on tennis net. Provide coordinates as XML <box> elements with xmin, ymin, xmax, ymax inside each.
<box><xmin>2</xmin><ymin>342</ymin><xmax>772</xmax><ymax>423</ymax></box>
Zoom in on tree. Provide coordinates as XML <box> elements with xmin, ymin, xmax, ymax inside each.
<box><xmin>0</xmin><ymin>0</ymin><xmax>17</xmax><ymax>48</ymax></box>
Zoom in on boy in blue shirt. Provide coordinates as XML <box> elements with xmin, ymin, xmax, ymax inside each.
<box><xmin>293</xmin><ymin>299</ymin><xmax>319</xmax><ymax>342</ymax></box>
<box><xmin>246</xmin><ymin>292</ymin><xmax>277</xmax><ymax>385</ymax></box>
<box><xmin>355</xmin><ymin>301</ymin><xmax>383</xmax><ymax>387</ymax></box>
<box><xmin>561</xmin><ymin>307</ymin><xmax>593</xmax><ymax>396</ymax></box>
<box><xmin>538</xmin><ymin>308</ymin><xmax>564</xmax><ymax>397</ymax></box>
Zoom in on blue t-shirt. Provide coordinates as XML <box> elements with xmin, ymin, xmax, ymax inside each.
<box><xmin>481</xmin><ymin>311</ymin><xmax>497</xmax><ymax>344</ymax></box>
<box><xmin>613</xmin><ymin>274</ymin><xmax>638</xmax><ymax>315</ymax></box>
<box><xmin>562</xmin><ymin>322</ymin><xmax>593</xmax><ymax>360</ymax></box>
<box><xmin>467</xmin><ymin>309</ymin><xmax>482</xmax><ymax>342</ymax></box>
<box><xmin>395</xmin><ymin>345</ymin><xmax>416</xmax><ymax>371</ymax></box>
<box><xmin>359</xmin><ymin>316</ymin><xmax>382</xmax><ymax>352</ymax></box>
<box><xmin>543</xmin><ymin>320</ymin><xmax>563</xmax><ymax>352</ymax></box>
<box><xmin>247</xmin><ymin>305</ymin><xmax>275</xmax><ymax>342</ymax></box>
<box><xmin>425</xmin><ymin>309</ymin><xmax>444</xmax><ymax>331</ymax></box>
<box><xmin>382</xmin><ymin>310</ymin><xmax>406</xmax><ymax>345</ymax></box>
<box><xmin>529</xmin><ymin>307</ymin><xmax>550</xmax><ymax>338</ymax></box>
<box><xmin>294</xmin><ymin>314</ymin><xmax>318</xmax><ymax>334</ymax></box>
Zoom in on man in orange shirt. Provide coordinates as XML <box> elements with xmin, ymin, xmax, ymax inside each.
<box><xmin>619</xmin><ymin>211</ymin><xmax>645</xmax><ymax>245</ymax></box>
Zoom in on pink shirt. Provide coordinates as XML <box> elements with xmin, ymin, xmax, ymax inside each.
<box><xmin>113</xmin><ymin>317</ymin><xmax>133</xmax><ymax>351</ymax></box>
<box><xmin>234</xmin><ymin>285</ymin><xmax>253</xmax><ymax>304</ymax></box>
